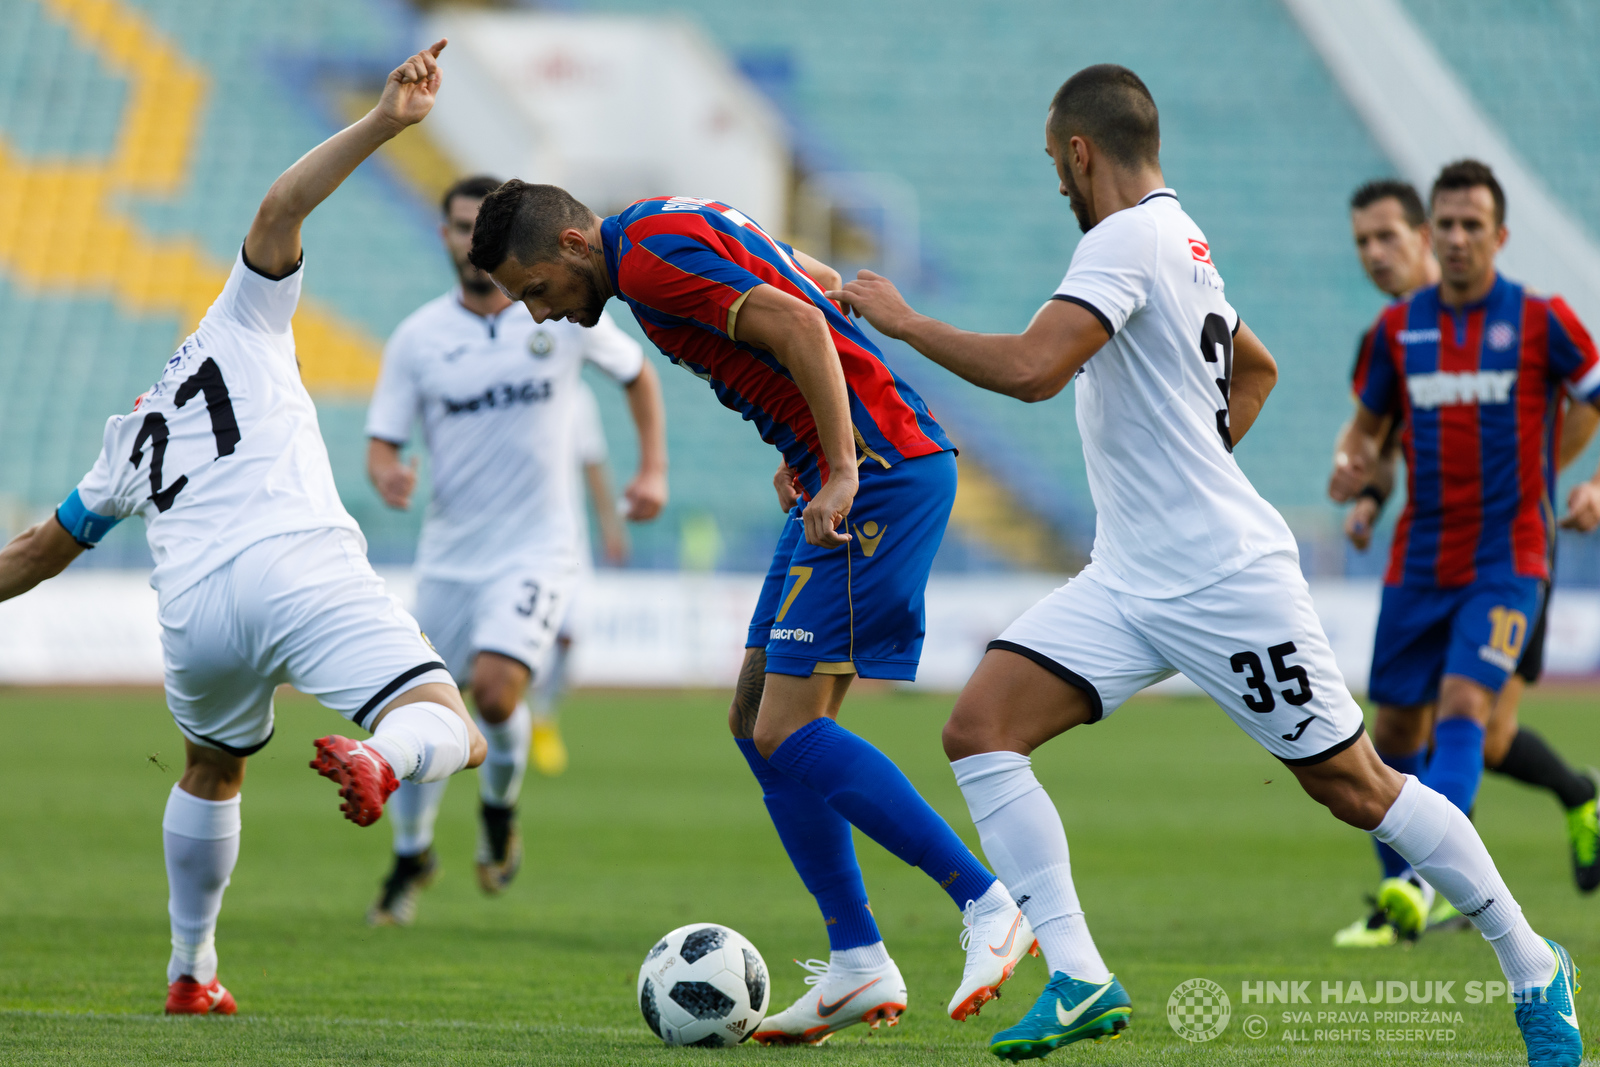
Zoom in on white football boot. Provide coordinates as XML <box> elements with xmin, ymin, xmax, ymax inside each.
<box><xmin>751</xmin><ymin>956</ymin><xmax>908</xmax><ymax>1045</ymax></box>
<box><xmin>948</xmin><ymin>893</ymin><xmax>1038</xmax><ymax>1020</ymax></box>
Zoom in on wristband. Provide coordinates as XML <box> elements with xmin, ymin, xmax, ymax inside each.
<box><xmin>1356</xmin><ymin>485</ymin><xmax>1388</xmax><ymax>510</ymax></box>
<box><xmin>55</xmin><ymin>488</ymin><xmax>121</xmax><ymax>548</ymax></box>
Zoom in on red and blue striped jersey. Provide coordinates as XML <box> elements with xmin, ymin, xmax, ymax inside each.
<box><xmin>1354</xmin><ymin>274</ymin><xmax>1600</xmax><ymax>587</ymax></box>
<box><xmin>599</xmin><ymin>196</ymin><xmax>952</xmax><ymax>498</ymax></box>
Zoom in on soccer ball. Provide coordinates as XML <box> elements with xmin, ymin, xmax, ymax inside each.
<box><xmin>637</xmin><ymin>923</ymin><xmax>769</xmax><ymax>1047</ymax></box>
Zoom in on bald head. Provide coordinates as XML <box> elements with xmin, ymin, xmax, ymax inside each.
<box><xmin>1047</xmin><ymin>64</ymin><xmax>1160</xmax><ymax>170</ymax></box>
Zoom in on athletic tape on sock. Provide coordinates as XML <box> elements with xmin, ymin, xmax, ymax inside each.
<box><xmin>375</xmin><ymin>701</ymin><xmax>470</xmax><ymax>783</ymax></box>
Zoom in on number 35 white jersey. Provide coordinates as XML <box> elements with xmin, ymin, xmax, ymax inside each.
<box><xmin>66</xmin><ymin>251</ymin><xmax>360</xmax><ymax>600</ymax></box>
<box><xmin>1056</xmin><ymin>189</ymin><xmax>1295</xmax><ymax>599</ymax></box>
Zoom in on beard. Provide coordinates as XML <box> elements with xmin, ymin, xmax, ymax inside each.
<box><xmin>454</xmin><ymin>255</ymin><xmax>498</xmax><ymax>296</ymax></box>
<box><xmin>570</xmin><ymin>263</ymin><xmax>608</xmax><ymax>328</ymax></box>
<box><xmin>1061</xmin><ymin>167</ymin><xmax>1094</xmax><ymax>233</ymax></box>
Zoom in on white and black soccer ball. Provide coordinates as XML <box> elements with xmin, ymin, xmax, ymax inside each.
<box><xmin>637</xmin><ymin>923</ymin><xmax>769</xmax><ymax>1047</ymax></box>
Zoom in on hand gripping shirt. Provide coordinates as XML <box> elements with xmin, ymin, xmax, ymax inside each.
<box><xmin>1354</xmin><ymin>274</ymin><xmax>1600</xmax><ymax>587</ymax></box>
<box><xmin>59</xmin><ymin>250</ymin><xmax>361</xmax><ymax>600</ymax></box>
<box><xmin>365</xmin><ymin>298</ymin><xmax>642</xmax><ymax>581</ymax></box>
<box><xmin>599</xmin><ymin>196</ymin><xmax>951</xmax><ymax>498</ymax></box>
<box><xmin>1054</xmin><ymin>189</ymin><xmax>1297</xmax><ymax>599</ymax></box>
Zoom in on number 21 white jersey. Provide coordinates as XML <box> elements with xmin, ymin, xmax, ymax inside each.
<box><xmin>1055</xmin><ymin>189</ymin><xmax>1295</xmax><ymax>599</ymax></box>
<box><xmin>67</xmin><ymin>251</ymin><xmax>360</xmax><ymax>600</ymax></box>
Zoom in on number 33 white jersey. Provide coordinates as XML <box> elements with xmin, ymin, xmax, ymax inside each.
<box><xmin>1055</xmin><ymin>188</ymin><xmax>1296</xmax><ymax>599</ymax></box>
<box><xmin>63</xmin><ymin>251</ymin><xmax>360</xmax><ymax>600</ymax></box>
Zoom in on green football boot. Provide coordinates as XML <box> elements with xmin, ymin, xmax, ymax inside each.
<box><xmin>1333</xmin><ymin>902</ymin><xmax>1398</xmax><ymax>948</ymax></box>
<box><xmin>1377</xmin><ymin>877</ymin><xmax>1428</xmax><ymax>940</ymax></box>
<box><xmin>989</xmin><ymin>972</ymin><xmax>1130</xmax><ymax>1061</ymax></box>
<box><xmin>1567</xmin><ymin>771</ymin><xmax>1599</xmax><ymax>894</ymax></box>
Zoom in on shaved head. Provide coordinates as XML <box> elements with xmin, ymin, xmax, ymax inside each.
<box><xmin>1047</xmin><ymin>64</ymin><xmax>1160</xmax><ymax>169</ymax></box>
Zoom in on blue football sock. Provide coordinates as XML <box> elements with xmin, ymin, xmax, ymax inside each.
<box><xmin>766</xmin><ymin>718</ymin><xmax>996</xmax><ymax>909</ymax></box>
<box><xmin>1423</xmin><ymin>718</ymin><xmax>1486</xmax><ymax>816</ymax></box>
<box><xmin>736</xmin><ymin>739</ymin><xmax>880</xmax><ymax>950</ymax></box>
<box><xmin>1373</xmin><ymin>745</ymin><xmax>1427</xmax><ymax>879</ymax></box>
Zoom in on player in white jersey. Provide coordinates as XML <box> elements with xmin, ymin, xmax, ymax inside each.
<box><xmin>834</xmin><ymin>65</ymin><xmax>1580</xmax><ymax>1065</ymax></box>
<box><xmin>528</xmin><ymin>380</ymin><xmax>633</xmax><ymax>777</ymax></box>
<box><xmin>364</xmin><ymin>176</ymin><xmax>665</xmax><ymax>923</ymax></box>
<box><xmin>0</xmin><ymin>42</ymin><xmax>489</xmax><ymax>1016</ymax></box>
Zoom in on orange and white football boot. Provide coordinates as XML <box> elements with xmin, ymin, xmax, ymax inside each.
<box><xmin>751</xmin><ymin>957</ymin><xmax>907</xmax><ymax>1045</ymax></box>
<box><xmin>165</xmin><ymin>976</ymin><xmax>237</xmax><ymax>1015</ymax></box>
<box><xmin>948</xmin><ymin>894</ymin><xmax>1038</xmax><ymax>1020</ymax></box>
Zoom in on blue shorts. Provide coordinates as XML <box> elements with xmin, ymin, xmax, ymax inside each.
<box><xmin>748</xmin><ymin>449</ymin><xmax>956</xmax><ymax>681</ymax></box>
<box><xmin>1368</xmin><ymin>576</ymin><xmax>1546</xmax><ymax>707</ymax></box>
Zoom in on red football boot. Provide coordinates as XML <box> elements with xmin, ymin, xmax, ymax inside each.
<box><xmin>165</xmin><ymin>976</ymin><xmax>237</xmax><ymax>1015</ymax></box>
<box><xmin>310</xmin><ymin>736</ymin><xmax>399</xmax><ymax>827</ymax></box>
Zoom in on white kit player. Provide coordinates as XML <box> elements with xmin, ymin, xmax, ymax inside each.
<box><xmin>0</xmin><ymin>42</ymin><xmax>488</xmax><ymax>1016</ymax></box>
<box><xmin>528</xmin><ymin>379</ymin><xmax>633</xmax><ymax>778</ymax></box>
<box><xmin>834</xmin><ymin>65</ymin><xmax>1581</xmax><ymax>1065</ymax></box>
<box><xmin>364</xmin><ymin>175</ymin><xmax>666</xmax><ymax>924</ymax></box>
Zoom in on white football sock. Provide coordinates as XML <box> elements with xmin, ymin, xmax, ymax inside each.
<box><xmin>162</xmin><ymin>784</ymin><xmax>241</xmax><ymax>984</ymax></box>
<box><xmin>388</xmin><ymin>778</ymin><xmax>449</xmax><ymax>856</ymax></box>
<box><xmin>1374</xmin><ymin>775</ymin><xmax>1556</xmax><ymax>991</ymax></box>
<box><xmin>366</xmin><ymin>700</ymin><xmax>471</xmax><ymax>784</ymax></box>
<box><xmin>831</xmin><ymin>942</ymin><xmax>890</xmax><ymax>971</ymax></box>
<box><xmin>532</xmin><ymin>642</ymin><xmax>570</xmax><ymax>721</ymax></box>
<box><xmin>477</xmin><ymin>702</ymin><xmax>531</xmax><ymax>808</ymax></box>
<box><xmin>952</xmin><ymin>751</ymin><xmax>1111</xmax><ymax>983</ymax></box>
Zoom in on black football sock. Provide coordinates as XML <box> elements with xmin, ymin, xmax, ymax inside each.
<box><xmin>1489</xmin><ymin>727</ymin><xmax>1597</xmax><ymax>809</ymax></box>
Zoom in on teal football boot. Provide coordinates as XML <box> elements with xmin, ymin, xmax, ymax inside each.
<box><xmin>1514</xmin><ymin>939</ymin><xmax>1582</xmax><ymax>1067</ymax></box>
<box><xmin>989</xmin><ymin>972</ymin><xmax>1130</xmax><ymax>1061</ymax></box>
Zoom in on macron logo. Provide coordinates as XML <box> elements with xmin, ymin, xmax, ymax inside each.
<box><xmin>770</xmin><ymin>628</ymin><xmax>814</xmax><ymax>644</ymax></box>
<box><xmin>1407</xmin><ymin>370</ymin><xmax>1516</xmax><ymax>410</ymax></box>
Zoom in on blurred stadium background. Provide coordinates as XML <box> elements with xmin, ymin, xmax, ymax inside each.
<box><xmin>3</xmin><ymin>0</ymin><xmax>1600</xmax><ymax>687</ymax></box>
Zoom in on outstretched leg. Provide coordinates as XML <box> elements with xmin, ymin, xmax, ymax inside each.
<box><xmin>755</xmin><ymin>666</ymin><xmax>1029</xmax><ymax>1021</ymax></box>
<box><xmin>1485</xmin><ymin>677</ymin><xmax>1600</xmax><ymax>893</ymax></box>
<box><xmin>164</xmin><ymin>741</ymin><xmax>244</xmax><ymax>1015</ymax></box>
<box><xmin>733</xmin><ymin>649</ymin><xmax>906</xmax><ymax>1044</ymax></box>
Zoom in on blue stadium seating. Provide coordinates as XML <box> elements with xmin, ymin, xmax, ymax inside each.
<box><xmin>584</xmin><ymin>0</ymin><xmax>1397</xmax><ymax>549</ymax></box>
<box><xmin>4</xmin><ymin>0</ymin><xmax>1595</xmax><ymax>577</ymax></box>
<box><xmin>1402</xmin><ymin>0</ymin><xmax>1600</xmax><ymax>241</ymax></box>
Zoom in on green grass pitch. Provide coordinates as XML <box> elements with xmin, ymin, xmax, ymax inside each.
<box><xmin>1</xmin><ymin>684</ymin><xmax>1596</xmax><ymax>1064</ymax></box>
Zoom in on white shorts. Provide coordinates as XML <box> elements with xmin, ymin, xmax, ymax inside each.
<box><xmin>993</xmin><ymin>551</ymin><xmax>1366</xmax><ymax>765</ymax></box>
<box><xmin>159</xmin><ymin>528</ymin><xmax>453</xmax><ymax>756</ymax></box>
<box><xmin>415</xmin><ymin>559</ymin><xmax>579</xmax><ymax>686</ymax></box>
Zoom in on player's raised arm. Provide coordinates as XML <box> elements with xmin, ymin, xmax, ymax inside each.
<box><xmin>244</xmin><ymin>40</ymin><xmax>446</xmax><ymax>275</ymax></box>
<box><xmin>733</xmin><ymin>284</ymin><xmax>859</xmax><ymax>547</ymax></box>
<box><xmin>0</xmin><ymin>517</ymin><xmax>84</xmax><ymax>602</ymax></box>
<box><xmin>830</xmin><ymin>271</ymin><xmax>1109</xmax><ymax>402</ymax></box>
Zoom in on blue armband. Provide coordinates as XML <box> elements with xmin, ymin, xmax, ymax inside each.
<box><xmin>55</xmin><ymin>489</ymin><xmax>121</xmax><ymax>547</ymax></box>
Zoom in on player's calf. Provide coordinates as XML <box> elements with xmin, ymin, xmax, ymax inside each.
<box><xmin>313</xmin><ymin>696</ymin><xmax>478</xmax><ymax>826</ymax></box>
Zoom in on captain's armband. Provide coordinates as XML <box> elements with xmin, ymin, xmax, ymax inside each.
<box><xmin>55</xmin><ymin>489</ymin><xmax>121</xmax><ymax>548</ymax></box>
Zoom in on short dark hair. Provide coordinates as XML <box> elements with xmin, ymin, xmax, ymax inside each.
<box><xmin>468</xmin><ymin>180</ymin><xmax>597</xmax><ymax>272</ymax></box>
<box><xmin>1430</xmin><ymin>159</ymin><xmax>1506</xmax><ymax>227</ymax></box>
<box><xmin>1047</xmin><ymin>64</ymin><xmax>1160</xmax><ymax>169</ymax></box>
<box><xmin>1350</xmin><ymin>179</ymin><xmax>1426</xmax><ymax>228</ymax></box>
<box><xmin>440</xmin><ymin>174</ymin><xmax>502</xmax><ymax>217</ymax></box>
